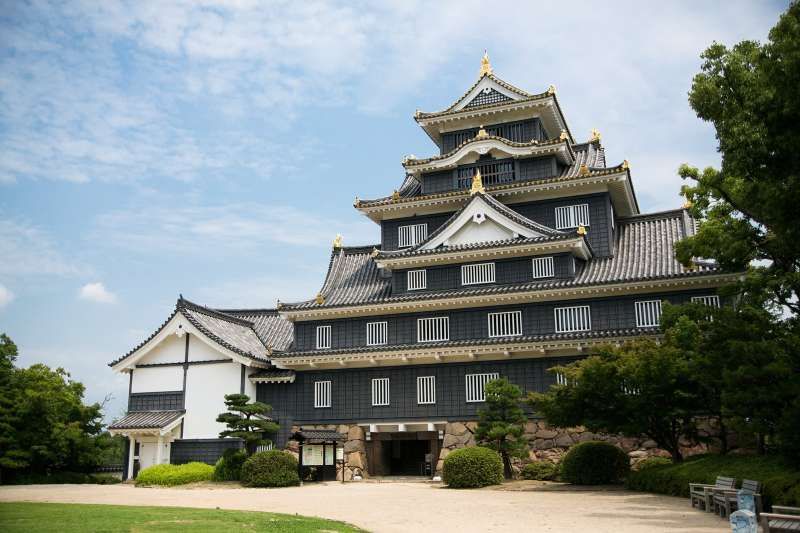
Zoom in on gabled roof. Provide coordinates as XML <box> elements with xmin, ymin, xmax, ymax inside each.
<box><xmin>249</xmin><ymin>369</ymin><xmax>296</xmax><ymax>383</ymax></box>
<box><xmin>108</xmin><ymin>410</ymin><xmax>185</xmax><ymax>431</ymax></box>
<box><xmin>280</xmin><ymin>208</ymin><xmax>720</xmax><ymax>315</ymax></box>
<box><xmin>216</xmin><ymin>308</ymin><xmax>293</xmax><ymax>352</ymax></box>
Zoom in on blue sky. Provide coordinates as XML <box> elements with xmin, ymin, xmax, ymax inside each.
<box><xmin>0</xmin><ymin>0</ymin><xmax>788</xmax><ymax>421</ymax></box>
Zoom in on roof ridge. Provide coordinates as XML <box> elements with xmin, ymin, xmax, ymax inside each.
<box><xmin>178</xmin><ymin>297</ymin><xmax>256</xmax><ymax>327</ymax></box>
<box><xmin>216</xmin><ymin>308</ymin><xmax>281</xmax><ymax>316</ymax></box>
<box><xmin>617</xmin><ymin>208</ymin><xmax>687</xmax><ymax>223</ymax></box>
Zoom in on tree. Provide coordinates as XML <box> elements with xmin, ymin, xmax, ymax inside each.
<box><xmin>676</xmin><ymin>2</ymin><xmax>800</xmax><ymax>314</ymax></box>
<box><xmin>216</xmin><ymin>394</ymin><xmax>279</xmax><ymax>455</ymax></box>
<box><xmin>528</xmin><ymin>340</ymin><xmax>704</xmax><ymax>462</ymax></box>
<box><xmin>474</xmin><ymin>378</ymin><xmax>528</xmax><ymax>479</ymax></box>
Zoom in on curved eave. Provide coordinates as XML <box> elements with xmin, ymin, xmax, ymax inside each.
<box><xmin>356</xmin><ymin>168</ymin><xmax>638</xmax><ymax>222</ymax></box>
<box><xmin>279</xmin><ymin>272</ymin><xmax>739</xmax><ymax>322</ymax></box>
<box><xmin>375</xmin><ymin>236</ymin><xmax>591</xmax><ymax>270</ymax></box>
<box><xmin>402</xmin><ymin>137</ymin><xmax>572</xmax><ymax>174</ymax></box>
<box><xmin>271</xmin><ymin>330</ymin><xmax>659</xmax><ymax>370</ymax></box>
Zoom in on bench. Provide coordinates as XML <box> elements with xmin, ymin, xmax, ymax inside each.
<box><xmin>761</xmin><ymin>506</ymin><xmax>800</xmax><ymax>532</ymax></box>
<box><xmin>689</xmin><ymin>476</ymin><xmax>735</xmax><ymax>511</ymax></box>
<box><xmin>713</xmin><ymin>479</ymin><xmax>762</xmax><ymax>518</ymax></box>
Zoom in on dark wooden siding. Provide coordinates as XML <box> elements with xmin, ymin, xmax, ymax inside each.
<box><xmin>292</xmin><ymin>289</ymin><xmax>716</xmax><ymax>352</ymax></box>
<box><xmin>518</xmin><ymin>156</ymin><xmax>558</xmax><ymax>181</ymax></box>
<box><xmin>381</xmin><ymin>213</ymin><xmax>453</xmax><ymax>251</ymax></box>
<box><xmin>391</xmin><ymin>254</ymin><xmax>575</xmax><ymax>294</ymax></box>
<box><xmin>440</xmin><ymin>119</ymin><xmax>545</xmax><ymax>154</ymax></box>
<box><xmin>170</xmin><ymin>438</ymin><xmax>243</xmax><ymax>465</ymax></box>
<box><xmin>128</xmin><ymin>391</ymin><xmax>184</xmax><ymax>412</ymax></box>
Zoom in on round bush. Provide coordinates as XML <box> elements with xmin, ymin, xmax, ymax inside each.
<box><xmin>135</xmin><ymin>462</ymin><xmax>214</xmax><ymax>486</ymax></box>
<box><xmin>213</xmin><ymin>449</ymin><xmax>248</xmax><ymax>481</ymax></box>
<box><xmin>442</xmin><ymin>447</ymin><xmax>504</xmax><ymax>488</ymax></box>
<box><xmin>635</xmin><ymin>456</ymin><xmax>672</xmax><ymax>471</ymax></box>
<box><xmin>560</xmin><ymin>441</ymin><xmax>630</xmax><ymax>485</ymax></box>
<box><xmin>521</xmin><ymin>461</ymin><xmax>559</xmax><ymax>481</ymax></box>
<box><xmin>240</xmin><ymin>450</ymin><xmax>300</xmax><ymax>488</ymax></box>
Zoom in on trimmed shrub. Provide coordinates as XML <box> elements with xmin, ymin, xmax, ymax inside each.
<box><xmin>89</xmin><ymin>473</ymin><xmax>122</xmax><ymax>484</ymax></box>
<box><xmin>135</xmin><ymin>462</ymin><xmax>214</xmax><ymax>487</ymax></box>
<box><xmin>635</xmin><ymin>457</ymin><xmax>673</xmax><ymax>471</ymax></box>
<box><xmin>560</xmin><ymin>441</ymin><xmax>630</xmax><ymax>485</ymax></box>
<box><xmin>7</xmin><ymin>471</ymin><xmax>123</xmax><ymax>485</ymax></box>
<box><xmin>521</xmin><ymin>461</ymin><xmax>559</xmax><ymax>481</ymax></box>
<box><xmin>240</xmin><ymin>451</ymin><xmax>300</xmax><ymax>488</ymax></box>
<box><xmin>443</xmin><ymin>447</ymin><xmax>504</xmax><ymax>488</ymax></box>
<box><xmin>626</xmin><ymin>454</ymin><xmax>800</xmax><ymax>508</ymax></box>
<box><xmin>213</xmin><ymin>449</ymin><xmax>248</xmax><ymax>482</ymax></box>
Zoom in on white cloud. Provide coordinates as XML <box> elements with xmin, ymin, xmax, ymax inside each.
<box><xmin>0</xmin><ymin>217</ymin><xmax>89</xmax><ymax>278</ymax></box>
<box><xmin>0</xmin><ymin>284</ymin><xmax>14</xmax><ymax>308</ymax></box>
<box><xmin>79</xmin><ymin>282</ymin><xmax>117</xmax><ymax>304</ymax></box>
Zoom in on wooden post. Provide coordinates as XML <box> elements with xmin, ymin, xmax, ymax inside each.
<box><xmin>156</xmin><ymin>435</ymin><xmax>164</xmax><ymax>465</ymax></box>
<box><xmin>127</xmin><ymin>436</ymin><xmax>135</xmax><ymax>480</ymax></box>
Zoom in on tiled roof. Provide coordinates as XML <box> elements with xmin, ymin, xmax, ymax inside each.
<box><xmin>415</xmin><ymin>74</ymin><xmax>542</xmax><ymax>119</ymax></box>
<box><xmin>275</xmin><ymin>328</ymin><xmax>658</xmax><ymax>359</ymax></box>
<box><xmin>404</xmin><ymin>136</ymin><xmax>566</xmax><ymax>167</ymax></box>
<box><xmin>281</xmin><ymin>208</ymin><xmax>717</xmax><ymax>311</ymax></box>
<box><xmin>292</xmin><ymin>429</ymin><xmax>346</xmax><ymax>441</ymax></box>
<box><xmin>108</xmin><ymin>410</ymin><xmax>184</xmax><ymax>430</ymax></box>
<box><xmin>218</xmin><ymin>309</ymin><xmax>293</xmax><ymax>352</ymax></box>
<box><xmin>249</xmin><ymin>369</ymin><xmax>296</xmax><ymax>383</ymax></box>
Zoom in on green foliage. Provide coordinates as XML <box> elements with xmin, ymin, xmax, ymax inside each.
<box><xmin>240</xmin><ymin>450</ymin><xmax>299</xmax><ymax>488</ymax></box>
<box><xmin>216</xmin><ymin>394</ymin><xmax>279</xmax><ymax>455</ymax></box>
<box><xmin>212</xmin><ymin>448</ymin><xmax>248</xmax><ymax>481</ymax></box>
<box><xmin>473</xmin><ymin>378</ymin><xmax>528</xmax><ymax>479</ymax></box>
<box><xmin>521</xmin><ymin>461</ymin><xmax>559</xmax><ymax>481</ymax></box>
<box><xmin>135</xmin><ymin>462</ymin><xmax>214</xmax><ymax>486</ymax></box>
<box><xmin>442</xmin><ymin>446</ymin><xmax>504</xmax><ymax>488</ymax></box>
<box><xmin>635</xmin><ymin>457</ymin><xmax>673</xmax><ymax>471</ymax></box>
<box><xmin>560</xmin><ymin>441</ymin><xmax>630</xmax><ymax>485</ymax></box>
<box><xmin>626</xmin><ymin>454</ymin><xmax>800</xmax><ymax>508</ymax></box>
<box><xmin>7</xmin><ymin>471</ymin><xmax>119</xmax><ymax>485</ymax></box>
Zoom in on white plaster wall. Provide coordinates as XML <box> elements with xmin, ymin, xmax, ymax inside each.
<box><xmin>188</xmin><ymin>334</ymin><xmax>229</xmax><ymax>362</ymax></box>
<box><xmin>183</xmin><ymin>361</ymin><xmax>241</xmax><ymax>439</ymax></box>
<box><xmin>131</xmin><ymin>366</ymin><xmax>183</xmax><ymax>393</ymax></box>
<box><xmin>448</xmin><ymin>217</ymin><xmax>514</xmax><ymax>245</ymax></box>
<box><xmin>137</xmin><ymin>334</ymin><xmax>185</xmax><ymax>365</ymax></box>
<box><xmin>244</xmin><ymin>367</ymin><xmax>257</xmax><ymax>400</ymax></box>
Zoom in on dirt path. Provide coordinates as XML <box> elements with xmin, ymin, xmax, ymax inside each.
<box><xmin>0</xmin><ymin>481</ymin><xmax>727</xmax><ymax>532</ymax></box>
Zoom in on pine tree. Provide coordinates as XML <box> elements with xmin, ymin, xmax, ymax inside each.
<box><xmin>216</xmin><ymin>394</ymin><xmax>279</xmax><ymax>455</ymax></box>
<box><xmin>474</xmin><ymin>378</ymin><xmax>528</xmax><ymax>479</ymax></box>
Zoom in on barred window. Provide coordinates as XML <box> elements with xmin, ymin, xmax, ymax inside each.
<box><xmin>488</xmin><ymin>311</ymin><xmax>523</xmax><ymax>338</ymax></box>
<box><xmin>554</xmin><ymin>204</ymin><xmax>590</xmax><ymax>229</ymax></box>
<box><xmin>465</xmin><ymin>372</ymin><xmax>499</xmax><ymax>402</ymax></box>
<box><xmin>366</xmin><ymin>321</ymin><xmax>387</xmax><ymax>346</ymax></box>
<box><xmin>398</xmin><ymin>223</ymin><xmax>427</xmax><ymax>248</ymax></box>
<box><xmin>316</xmin><ymin>325</ymin><xmax>331</xmax><ymax>349</ymax></box>
<box><xmin>691</xmin><ymin>295</ymin><xmax>720</xmax><ymax>307</ymax></box>
<box><xmin>555</xmin><ymin>372</ymin><xmax>567</xmax><ymax>386</ymax></box>
<box><xmin>417</xmin><ymin>317</ymin><xmax>449</xmax><ymax>342</ymax></box>
<box><xmin>554</xmin><ymin>305</ymin><xmax>591</xmax><ymax>333</ymax></box>
<box><xmin>407</xmin><ymin>269</ymin><xmax>427</xmax><ymax>291</ymax></box>
<box><xmin>635</xmin><ymin>300</ymin><xmax>662</xmax><ymax>328</ymax></box>
<box><xmin>417</xmin><ymin>376</ymin><xmax>436</xmax><ymax>405</ymax></box>
<box><xmin>371</xmin><ymin>378</ymin><xmax>390</xmax><ymax>406</ymax></box>
<box><xmin>532</xmin><ymin>256</ymin><xmax>555</xmax><ymax>279</ymax></box>
<box><xmin>462</xmin><ymin>262</ymin><xmax>496</xmax><ymax>285</ymax></box>
<box><xmin>314</xmin><ymin>381</ymin><xmax>331</xmax><ymax>408</ymax></box>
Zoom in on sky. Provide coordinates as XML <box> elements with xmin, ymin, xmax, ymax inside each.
<box><xmin>0</xmin><ymin>0</ymin><xmax>789</xmax><ymax>421</ymax></box>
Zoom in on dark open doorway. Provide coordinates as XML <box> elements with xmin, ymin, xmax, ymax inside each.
<box><xmin>382</xmin><ymin>438</ymin><xmax>429</xmax><ymax>476</ymax></box>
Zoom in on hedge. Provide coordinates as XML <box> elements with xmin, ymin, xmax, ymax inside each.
<box><xmin>6</xmin><ymin>472</ymin><xmax>121</xmax><ymax>485</ymax></box>
<box><xmin>135</xmin><ymin>462</ymin><xmax>214</xmax><ymax>486</ymax></box>
<box><xmin>521</xmin><ymin>461</ymin><xmax>559</xmax><ymax>481</ymax></box>
<box><xmin>240</xmin><ymin>451</ymin><xmax>300</xmax><ymax>488</ymax></box>
<box><xmin>626</xmin><ymin>454</ymin><xmax>800</xmax><ymax>508</ymax></box>
<box><xmin>560</xmin><ymin>441</ymin><xmax>630</xmax><ymax>485</ymax></box>
<box><xmin>442</xmin><ymin>447</ymin><xmax>504</xmax><ymax>488</ymax></box>
<box><xmin>213</xmin><ymin>449</ymin><xmax>248</xmax><ymax>482</ymax></box>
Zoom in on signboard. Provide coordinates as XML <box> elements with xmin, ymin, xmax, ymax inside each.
<box><xmin>336</xmin><ymin>446</ymin><xmax>344</xmax><ymax>461</ymax></box>
<box><xmin>302</xmin><ymin>445</ymin><xmax>324</xmax><ymax>466</ymax></box>
<box><xmin>325</xmin><ymin>445</ymin><xmax>334</xmax><ymax>465</ymax></box>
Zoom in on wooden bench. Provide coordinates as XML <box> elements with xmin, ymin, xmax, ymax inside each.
<box><xmin>713</xmin><ymin>479</ymin><xmax>762</xmax><ymax>518</ymax></box>
<box><xmin>689</xmin><ymin>475</ymin><xmax>735</xmax><ymax>511</ymax></box>
<box><xmin>761</xmin><ymin>506</ymin><xmax>800</xmax><ymax>532</ymax></box>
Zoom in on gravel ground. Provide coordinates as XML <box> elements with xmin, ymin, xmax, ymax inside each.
<box><xmin>0</xmin><ymin>481</ymin><xmax>727</xmax><ymax>532</ymax></box>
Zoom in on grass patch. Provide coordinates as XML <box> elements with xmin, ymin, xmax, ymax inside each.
<box><xmin>626</xmin><ymin>454</ymin><xmax>800</xmax><ymax>508</ymax></box>
<box><xmin>0</xmin><ymin>502</ymin><xmax>362</xmax><ymax>532</ymax></box>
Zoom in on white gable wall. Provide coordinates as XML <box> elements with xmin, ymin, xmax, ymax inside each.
<box><xmin>183</xmin><ymin>361</ymin><xmax>242</xmax><ymax>439</ymax></box>
<box><xmin>131</xmin><ymin>366</ymin><xmax>183</xmax><ymax>393</ymax></box>
<box><xmin>447</xmin><ymin>217</ymin><xmax>515</xmax><ymax>246</ymax></box>
<box><xmin>136</xmin><ymin>334</ymin><xmax>185</xmax><ymax>365</ymax></box>
<box><xmin>188</xmin><ymin>334</ymin><xmax>229</xmax><ymax>362</ymax></box>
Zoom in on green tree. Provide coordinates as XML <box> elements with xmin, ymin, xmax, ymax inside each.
<box><xmin>474</xmin><ymin>378</ymin><xmax>528</xmax><ymax>479</ymax></box>
<box><xmin>677</xmin><ymin>2</ymin><xmax>800</xmax><ymax>313</ymax></box>
<box><xmin>528</xmin><ymin>340</ymin><xmax>703</xmax><ymax>462</ymax></box>
<box><xmin>216</xmin><ymin>394</ymin><xmax>279</xmax><ymax>455</ymax></box>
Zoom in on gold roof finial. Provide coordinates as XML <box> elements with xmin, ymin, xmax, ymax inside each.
<box><xmin>621</xmin><ymin>159</ymin><xmax>630</xmax><ymax>170</ymax></box>
<box><xmin>547</xmin><ymin>84</ymin><xmax>556</xmax><ymax>95</ymax></box>
<box><xmin>476</xmin><ymin>124</ymin><xmax>489</xmax><ymax>139</ymax></box>
<box><xmin>590</xmin><ymin>128</ymin><xmax>601</xmax><ymax>142</ymax></box>
<box><xmin>682</xmin><ymin>199</ymin><xmax>693</xmax><ymax>209</ymax></box>
<box><xmin>391</xmin><ymin>190</ymin><xmax>401</xmax><ymax>200</ymax></box>
<box><xmin>371</xmin><ymin>247</ymin><xmax>380</xmax><ymax>258</ymax></box>
<box><xmin>579</xmin><ymin>164</ymin><xmax>590</xmax><ymax>176</ymax></box>
<box><xmin>470</xmin><ymin>169</ymin><xmax>485</xmax><ymax>195</ymax></box>
<box><xmin>332</xmin><ymin>234</ymin><xmax>343</xmax><ymax>249</ymax></box>
<box><xmin>478</xmin><ymin>50</ymin><xmax>493</xmax><ymax>77</ymax></box>
<box><xmin>315</xmin><ymin>293</ymin><xmax>325</xmax><ymax>305</ymax></box>
<box><xmin>577</xmin><ymin>225</ymin><xmax>588</xmax><ymax>236</ymax></box>
<box><xmin>353</xmin><ymin>196</ymin><xmax>361</xmax><ymax>207</ymax></box>
<box><xmin>559</xmin><ymin>130</ymin><xmax>568</xmax><ymax>141</ymax></box>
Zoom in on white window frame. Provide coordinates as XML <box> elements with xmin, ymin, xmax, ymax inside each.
<box><xmin>398</xmin><ymin>223</ymin><xmax>428</xmax><ymax>248</ymax></box>
<box><xmin>635</xmin><ymin>300</ymin><xmax>663</xmax><ymax>328</ymax></box>
<box><xmin>691</xmin><ymin>295</ymin><xmax>720</xmax><ymax>307</ymax></box>
<box><xmin>416</xmin><ymin>376</ymin><xmax>436</xmax><ymax>405</ymax></box>
<box><xmin>465</xmin><ymin>372</ymin><xmax>500</xmax><ymax>403</ymax></box>
<box><xmin>314</xmin><ymin>381</ymin><xmax>331</xmax><ymax>408</ymax></box>
<box><xmin>554</xmin><ymin>305</ymin><xmax>591</xmax><ymax>333</ymax></box>
<box><xmin>461</xmin><ymin>262</ymin><xmax>496</xmax><ymax>286</ymax></box>
<box><xmin>366</xmin><ymin>321</ymin><xmax>388</xmax><ymax>346</ymax></box>
<box><xmin>371</xmin><ymin>378</ymin><xmax>390</xmax><ymax>406</ymax></box>
<box><xmin>488</xmin><ymin>310</ymin><xmax>523</xmax><ymax>338</ymax></box>
<box><xmin>554</xmin><ymin>204</ymin><xmax>590</xmax><ymax>229</ymax></box>
<box><xmin>531</xmin><ymin>256</ymin><xmax>555</xmax><ymax>279</ymax></box>
<box><xmin>417</xmin><ymin>316</ymin><xmax>449</xmax><ymax>343</ymax></box>
<box><xmin>407</xmin><ymin>269</ymin><xmax>427</xmax><ymax>291</ymax></box>
<box><xmin>315</xmin><ymin>325</ymin><xmax>331</xmax><ymax>349</ymax></box>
